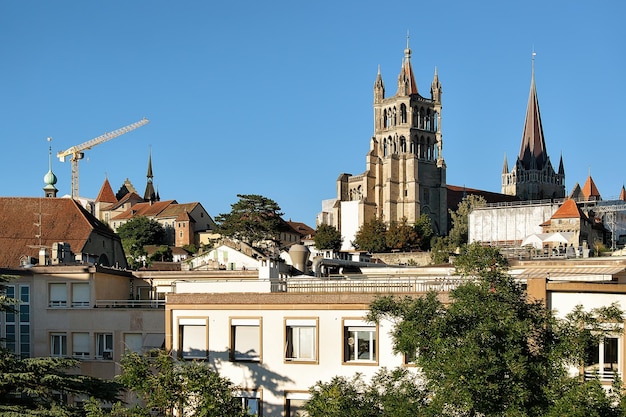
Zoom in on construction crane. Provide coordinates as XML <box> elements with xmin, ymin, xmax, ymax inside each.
<box><xmin>57</xmin><ymin>118</ymin><xmax>150</xmax><ymax>199</ymax></box>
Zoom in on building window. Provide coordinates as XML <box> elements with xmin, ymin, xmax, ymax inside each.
<box><xmin>233</xmin><ymin>391</ymin><xmax>262</xmax><ymax>416</ymax></box>
<box><xmin>285</xmin><ymin>318</ymin><xmax>317</xmax><ymax>362</ymax></box>
<box><xmin>51</xmin><ymin>333</ymin><xmax>67</xmax><ymax>357</ymax></box>
<box><xmin>343</xmin><ymin>319</ymin><xmax>377</xmax><ymax>363</ymax></box>
<box><xmin>71</xmin><ymin>283</ymin><xmax>90</xmax><ymax>307</ymax></box>
<box><xmin>124</xmin><ymin>333</ymin><xmax>143</xmax><ymax>353</ymax></box>
<box><xmin>49</xmin><ymin>283</ymin><xmax>67</xmax><ymax>307</ymax></box>
<box><xmin>72</xmin><ymin>332</ymin><xmax>90</xmax><ymax>358</ymax></box>
<box><xmin>96</xmin><ymin>333</ymin><xmax>113</xmax><ymax>359</ymax></box>
<box><xmin>585</xmin><ymin>336</ymin><xmax>621</xmax><ymax>381</ymax></box>
<box><xmin>2</xmin><ymin>285</ymin><xmax>30</xmax><ymax>358</ymax></box>
<box><xmin>230</xmin><ymin>318</ymin><xmax>261</xmax><ymax>362</ymax></box>
<box><xmin>178</xmin><ymin>318</ymin><xmax>208</xmax><ymax>360</ymax></box>
<box><xmin>285</xmin><ymin>392</ymin><xmax>310</xmax><ymax>417</ymax></box>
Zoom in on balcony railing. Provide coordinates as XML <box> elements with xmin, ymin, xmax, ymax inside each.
<box><xmin>94</xmin><ymin>299</ymin><xmax>165</xmax><ymax>309</ymax></box>
<box><xmin>584</xmin><ymin>369</ymin><xmax>622</xmax><ymax>382</ymax></box>
<box><xmin>281</xmin><ymin>277</ymin><xmax>464</xmax><ymax>294</ymax></box>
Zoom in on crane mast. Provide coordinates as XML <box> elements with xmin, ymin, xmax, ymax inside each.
<box><xmin>57</xmin><ymin>118</ymin><xmax>149</xmax><ymax>199</ymax></box>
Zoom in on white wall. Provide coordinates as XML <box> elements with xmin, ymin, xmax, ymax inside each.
<box><xmin>171</xmin><ymin>306</ymin><xmax>407</xmax><ymax>416</ymax></box>
<box><xmin>340</xmin><ymin>200</ymin><xmax>360</xmax><ymax>251</ymax></box>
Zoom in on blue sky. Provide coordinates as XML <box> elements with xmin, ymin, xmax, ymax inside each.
<box><xmin>1</xmin><ymin>1</ymin><xmax>624</xmax><ymax>226</ymax></box>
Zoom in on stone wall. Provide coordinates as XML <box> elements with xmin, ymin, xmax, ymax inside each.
<box><xmin>373</xmin><ymin>251</ymin><xmax>432</xmax><ymax>266</ymax></box>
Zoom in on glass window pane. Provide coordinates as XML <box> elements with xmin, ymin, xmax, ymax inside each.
<box><xmin>233</xmin><ymin>326</ymin><xmax>260</xmax><ymax>360</ymax></box>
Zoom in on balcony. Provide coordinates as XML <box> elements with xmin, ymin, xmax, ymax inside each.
<box><xmin>280</xmin><ymin>277</ymin><xmax>465</xmax><ymax>294</ymax></box>
<box><xmin>94</xmin><ymin>299</ymin><xmax>165</xmax><ymax>308</ymax></box>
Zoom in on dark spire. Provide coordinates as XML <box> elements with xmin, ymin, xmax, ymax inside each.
<box><xmin>558</xmin><ymin>153</ymin><xmax>565</xmax><ymax>176</ymax></box>
<box><xmin>502</xmin><ymin>153</ymin><xmax>509</xmax><ymax>175</ymax></box>
<box><xmin>143</xmin><ymin>148</ymin><xmax>157</xmax><ymax>203</ymax></box>
<box><xmin>518</xmin><ymin>52</ymin><xmax>548</xmax><ymax>170</ymax></box>
<box><xmin>374</xmin><ymin>64</ymin><xmax>385</xmax><ymax>103</ymax></box>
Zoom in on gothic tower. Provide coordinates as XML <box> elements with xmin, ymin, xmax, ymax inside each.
<box><xmin>502</xmin><ymin>55</ymin><xmax>565</xmax><ymax>200</ymax></box>
<box><xmin>327</xmin><ymin>38</ymin><xmax>447</xmax><ymax>248</ymax></box>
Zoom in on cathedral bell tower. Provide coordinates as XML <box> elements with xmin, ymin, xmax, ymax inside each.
<box><xmin>330</xmin><ymin>36</ymin><xmax>447</xmax><ymax>245</ymax></box>
<box><xmin>367</xmin><ymin>36</ymin><xmax>447</xmax><ymax>233</ymax></box>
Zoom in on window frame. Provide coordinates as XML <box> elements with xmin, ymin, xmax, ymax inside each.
<box><xmin>342</xmin><ymin>318</ymin><xmax>378</xmax><ymax>365</ymax></box>
<box><xmin>177</xmin><ymin>317</ymin><xmax>209</xmax><ymax>360</ymax></box>
<box><xmin>96</xmin><ymin>332</ymin><xmax>114</xmax><ymax>360</ymax></box>
<box><xmin>72</xmin><ymin>332</ymin><xmax>90</xmax><ymax>358</ymax></box>
<box><xmin>284</xmin><ymin>317</ymin><xmax>318</xmax><ymax>364</ymax></box>
<box><xmin>51</xmin><ymin>332</ymin><xmax>67</xmax><ymax>357</ymax></box>
<box><xmin>230</xmin><ymin>317</ymin><xmax>262</xmax><ymax>362</ymax></box>
<box><xmin>48</xmin><ymin>283</ymin><xmax>67</xmax><ymax>307</ymax></box>
<box><xmin>233</xmin><ymin>389</ymin><xmax>263</xmax><ymax>416</ymax></box>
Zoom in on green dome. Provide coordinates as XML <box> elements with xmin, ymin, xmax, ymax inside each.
<box><xmin>44</xmin><ymin>169</ymin><xmax>57</xmax><ymax>186</ymax></box>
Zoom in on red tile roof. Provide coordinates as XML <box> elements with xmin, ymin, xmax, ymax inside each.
<box><xmin>95</xmin><ymin>178</ymin><xmax>117</xmax><ymax>204</ymax></box>
<box><xmin>112</xmin><ymin>200</ymin><xmax>177</xmax><ymax>220</ymax></box>
<box><xmin>0</xmin><ymin>197</ymin><xmax>118</xmax><ymax>268</ymax></box>
<box><xmin>551</xmin><ymin>199</ymin><xmax>585</xmax><ymax>219</ymax></box>
<box><xmin>581</xmin><ymin>176</ymin><xmax>601</xmax><ymax>200</ymax></box>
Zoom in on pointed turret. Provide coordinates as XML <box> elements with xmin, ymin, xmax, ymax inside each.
<box><xmin>144</xmin><ymin>149</ymin><xmax>157</xmax><ymax>203</ymax></box>
<box><xmin>397</xmin><ymin>34</ymin><xmax>418</xmax><ymax>96</ymax></box>
<box><xmin>581</xmin><ymin>175</ymin><xmax>601</xmax><ymax>201</ymax></box>
<box><xmin>96</xmin><ymin>177</ymin><xmax>117</xmax><ymax>204</ymax></box>
<box><xmin>569</xmin><ymin>182</ymin><xmax>583</xmax><ymax>201</ymax></box>
<box><xmin>502</xmin><ymin>153</ymin><xmax>509</xmax><ymax>174</ymax></box>
<box><xmin>620</xmin><ymin>185</ymin><xmax>626</xmax><ymax>202</ymax></box>
<box><xmin>374</xmin><ymin>65</ymin><xmax>385</xmax><ymax>103</ymax></box>
<box><xmin>558</xmin><ymin>153</ymin><xmax>565</xmax><ymax>176</ymax></box>
<box><xmin>431</xmin><ymin>66</ymin><xmax>442</xmax><ymax>103</ymax></box>
<box><xmin>518</xmin><ymin>54</ymin><xmax>548</xmax><ymax>170</ymax></box>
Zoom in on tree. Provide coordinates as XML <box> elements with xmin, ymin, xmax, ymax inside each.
<box><xmin>215</xmin><ymin>194</ymin><xmax>284</xmax><ymax>247</ymax></box>
<box><xmin>447</xmin><ymin>194</ymin><xmax>487</xmax><ymax>249</ymax></box>
<box><xmin>116</xmin><ymin>216</ymin><xmax>166</xmax><ymax>269</ymax></box>
<box><xmin>353</xmin><ymin>217</ymin><xmax>388</xmax><ymax>253</ymax></box>
<box><xmin>413</xmin><ymin>214</ymin><xmax>434</xmax><ymax>251</ymax></box>
<box><xmin>367</xmin><ymin>243</ymin><xmax>625</xmax><ymax>416</ymax></box>
<box><xmin>86</xmin><ymin>350</ymin><xmax>249</xmax><ymax>417</ymax></box>
<box><xmin>385</xmin><ymin>218</ymin><xmax>418</xmax><ymax>252</ymax></box>
<box><xmin>0</xmin><ymin>275</ymin><xmax>121</xmax><ymax>416</ymax></box>
<box><xmin>313</xmin><ymin>223</ymin><xmax>343</xmax><ymax>251</ymax></box>
<box><xmin>304</xmin><ymin>368</ymin><xmax>428</xmax><ymax>417</ymax></box>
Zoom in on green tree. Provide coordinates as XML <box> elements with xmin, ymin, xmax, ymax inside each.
<box><xmin>385</xmin><ymin>218</ymin><xmax>418</xmax><ymax>252</ymax></box>
<box><xmin>86</xmin><ymin>350</ymin><xmax>249</xmax><ymax>417</ymax></box>
<box><xmin>353</xmin><ymin>217</ymin><xmax>388</xmax><ymax>253</ymax></box>
<box><xmin>215</xmin><ymin>194</ymin><xmax>284</xmax><ymax>247</ymax></box>
<box><xmin>0</xmin><ymin>275</ymin><xmax>121</xmax><ymax>416</ymax></box>
<box><xmin>313</xmin><ymin>223</ymin><xmax>343</xmax><ymax>251</ymax></box>
<box><xmin>116</xmin><ymin>216</ymin><xmax>166</xmax><ymax>269</ymax></box>
<box><xmin>367</xmin><ymin>243</ymin><xmax>625</xmax><ymax>416</ymax></box>
<box><xmin>413</xmin><ymin>214</ymin><xmax>434</xmax><ymax>251</ymax></box>
<box><xmin>447</xmin><ymin>194</ymin><xmax>487</xmax><ymax>249</ymax></box>
<box><xmin>149</xmin><ymin>245</ymin><xmax>172</xmax><ymax>263</ymax></box>
<box><xmin>305</xmin><ymin>368</ymin><xmax>427</xmax><ymax>417</ymax></box>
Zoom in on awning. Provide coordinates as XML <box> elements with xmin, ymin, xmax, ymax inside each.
<box><xmin>510</xmin><ymin>266</ymin><xmax>625</xmax><ymax>281</ymax></box>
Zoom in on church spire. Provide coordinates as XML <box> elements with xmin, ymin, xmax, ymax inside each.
<box><xmin>518</xmin><ymin>52</ymin><xmax>548</xmax><ymax>170</ymax></box>
<box><xmin>397</xmin><ymin>32</ymin><xmax>418</xmax><ymax>96</ymax></box>
<box><xmin>143</xmin><ymin>148</ymin><xmax>157</xmax><ymax>203</ymax></box>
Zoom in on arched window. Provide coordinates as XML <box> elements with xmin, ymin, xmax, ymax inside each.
<box><xmin>410</xmin><ymin>137</ymin><xmax>416</xmax><ymax>154</ymax></box>
<box><xmin>400</xmin><ymin>104</ymin><xmax>407</xmax><ymax>124</ymax></box>
<box><xmin>383</xmin><ymin>109</ymin><xmax>388</xmax><ymax>129</ymax></box>
<box><xmin>433</xmin><ymin>111</ymin><xmax>439</xmax><ymax>131</ymax></box>
<box><xmin>392</xmin><ymin>107</ymin><xmax>397</xmax><ymax>126</ymax></box>
<box><xmin>400</xmin><ymin>136</ymin><xmax>406</xmax><ymax>153</ymax></box>
<box><xmin>412</xmin><ymin>106</ymin><xmax>419</xmax><ymax>126</ymax></box>
<box><xmin>383</xmin><ymin>139</ymin><xmax>388</xmax><ymax>156</ymax></box>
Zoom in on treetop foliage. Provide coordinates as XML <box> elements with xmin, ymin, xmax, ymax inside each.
<box><xmin>365</xmin><ymin>243</ymin><xmax>626</xmax><ymax>416</ymax></box>
<box><xmin>314</xmin><ymin>223</ymin><xmax>343</xmax><ymax>251</ymax></box>
<box><xmin>116</xmin><ymin>216</ymin><xmax>167</xmax><ymax>269</ymax></box>
<box><xmin>215</xmin><ymin>194</ymin><xmax>284</xmax><ymax>248</ymax></box>
<box><xmin>353</xmin><ymin>215</ymin><xmax>434</xmax><ymax>253</ymax></box>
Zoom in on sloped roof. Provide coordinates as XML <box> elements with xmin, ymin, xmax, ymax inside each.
<box><xmin>620</xmin><ymin>186</ymin><xmax>626</xmax><ymax>201</ymax></box>
<box><xmin>581</xmin><ymin>176</ymin><xmax>601</xmax><ymax>200</ymax></box>
<box><xmin>108</xmin><ymin>192</ymin><xmax>144</xmax><ymax>211</ymax></box>
<box><xmin>159</xmin><ymin>202</ymin><xmax>199</xmax><ymax>221</ymax></box>
<box><xmin>447</xmin><ymin>185</ymin><xmax>519</xmax><ymax>211</ymax></box>
<box><xmin>0</xmin><ymin>197</ymin><xmax>116</xmax><ymax>268</ymax></box>
<box><xmin>569</xmin><ymin>182</ymin><xmax>583</xmax><ymax>200</ymax></box>
<box><xmin>112</xmin><ymin>200</ymin><xmax>177</xmax><ymax>220</ymax></box>
<box><xmin>551</xmin><ymin>199</ymin><xmax>586</xmax><ymax>219</ymax></box>
<box><xmin>95</xmin><ymin>178</ymin><xmax>117</xmax><ymax>204</ymax></box>
<box><xmin>288</xmin><ymin>221</ymin><xmax>316</xmax><ymax>238</ymax></box>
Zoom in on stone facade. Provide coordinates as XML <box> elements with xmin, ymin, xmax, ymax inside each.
<box><xmin>321</xmin><ymin>41</ymin><xmax>447</xmax><ymax>249</ymax></box>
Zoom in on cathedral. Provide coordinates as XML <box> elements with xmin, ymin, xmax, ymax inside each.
<box><xmin>501</xmin><ymin>56</ymin><xmax>565</xmax><ymax>200</ymax></box>
<box><xmin>319</xmin><ymin>39</ymin><xmax>447</xmax><ymax>249</ymax></box>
